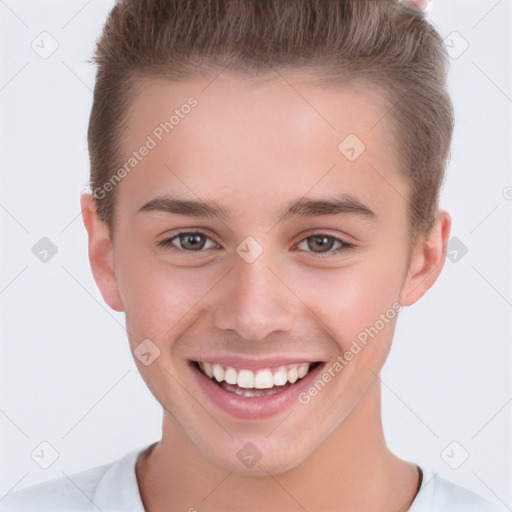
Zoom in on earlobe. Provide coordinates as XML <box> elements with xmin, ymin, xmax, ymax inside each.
<box><xmin>399</xmin><ymin>210</ymin><xmax>452</xmax><ymax>307</ymax></box>
<box><xmin>80</xmin><ymin>193</ymin><xmax>124</xmax><ymax>312</ymax></box>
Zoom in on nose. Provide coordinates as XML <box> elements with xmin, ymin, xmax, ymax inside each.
<box><xmin>212</xmin><ymin>252</ymin><xmax>296</xmax><ymax>341</ymax></box>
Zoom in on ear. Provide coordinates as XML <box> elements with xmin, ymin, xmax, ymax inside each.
<box><xmin>399</xmin><ymin>209</ymin><xmax>452</xmax><ymax>306</ymax></box>
<box><xmin>80</xmin><ymin>192</ymin><xmax>124</xmax><ymax>312</ymax></box>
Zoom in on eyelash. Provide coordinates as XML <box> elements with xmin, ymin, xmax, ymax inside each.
<box><xmin>157</xmin><ymin>230</ymin><xmax>356</xmax><ymax>257</ymax></box>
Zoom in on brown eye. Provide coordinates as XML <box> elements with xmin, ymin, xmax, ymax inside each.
<box><xmin>307</xmin><ymin>236</ymin><xmax>336</xmax><ymax>253</ymax></box>
<box><xmin>158</xmin><ymin>232</ymin><xmax>218</xmax><ymax>252</ymax></box>
<box><xmin>296</xmin><ymin>234</ymin><xmax>355</xmax><ymax>256</ymax></box>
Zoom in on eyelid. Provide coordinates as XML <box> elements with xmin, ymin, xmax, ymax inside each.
<box><xmin>157</xmin><ymin>229</ymin><xmax>221</xmax><ymax>251</ymax></box>
<box><xmin>293</xmin><ymin>231</ymin><xmax>356</xmax><ymax>257</ymax></box>
<box><xmin>296</xmin><ymin>228</ymin><xmax>357</xmax><ymax>247</ymax></box>
<box><xmin>158</xmin><ymin>229</ymin><xmax>356</xmax><ymax>256</ymax></box>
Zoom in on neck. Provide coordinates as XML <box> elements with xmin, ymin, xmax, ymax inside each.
<box><xmin>136</xmin><ymin>379</ymin><xmax>420</xmax><ymax>512</ymax></box>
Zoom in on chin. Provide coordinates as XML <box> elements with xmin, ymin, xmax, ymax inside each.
<box><xmin>199</xmin><ymin>434</ymin><xmax>315</xmax><ymax>477</ymax></box>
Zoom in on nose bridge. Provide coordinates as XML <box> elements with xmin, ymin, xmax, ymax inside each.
<box><xmin>212</xmin><ymin>249</ymin><xmax>296</xmax><ymax>341</ymax></box>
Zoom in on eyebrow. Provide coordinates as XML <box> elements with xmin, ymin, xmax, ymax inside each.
<box><xmin>138</xmin><ymin>193</ymin><xmax>377</xmax><ymax>223</ymax></box>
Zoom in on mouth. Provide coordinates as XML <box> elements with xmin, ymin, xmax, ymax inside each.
<box><xmin>190</xmin><ymin>359</ymin><xmax>325</xmax><ymax>419</ymax></box>
<box><xmin>194</xmin><ymin>360</ymin><xmax>321</xmax><ymax>397</ymax></box>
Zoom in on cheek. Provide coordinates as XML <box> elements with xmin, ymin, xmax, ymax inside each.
<box><xmin>291</xmin><ymin>258</ymin><xmax>404</xmax><ymax>349</ymax></box>
<box><xmin>115</xmin><ymin>247</ymin><xmax>217</xmax><ymax>341</ymax></box>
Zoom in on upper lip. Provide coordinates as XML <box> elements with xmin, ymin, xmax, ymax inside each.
<box><xmin>190</xmin><ymin>355</ymin><xmax>326</xmax><ymax>370</ymax></box>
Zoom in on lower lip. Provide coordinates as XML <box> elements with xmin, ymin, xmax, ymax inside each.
<box><xmin>190</xmin><ymin>361</ymin><xmax>325</xmax><ymax>420</ymax></box>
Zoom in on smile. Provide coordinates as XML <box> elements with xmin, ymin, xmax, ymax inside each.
<box><xmin>191</xmin><ymin>361</ymin><xmax>323</xmax><ymax>419</ymax></box>
<box><xmin>197</xmin><ymin>361</ymin><xmax>314</xmax><ymax>396</ymax></box>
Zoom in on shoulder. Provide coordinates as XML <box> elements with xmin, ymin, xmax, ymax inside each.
<box><xmin>432</xmin><ymin>475</ymin><xmax>506</xmax><ymax>512</ymax></box>
<box><xmin>412</xmin><ymin>466</ymin><xmax>508</xmax><ymax>512</ymax></box>
<box><xmin>0</xmin><ymin>463</ymin><xmax>111</xmax><ymax>512</ymax></box>
<box><xmin>0</xmin><ymin>446</ymin><xmax>148</xmax><ymax>512</ymax></box>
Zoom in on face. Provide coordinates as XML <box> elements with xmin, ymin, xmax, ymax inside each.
<box><xmin>85</xmin><ymin>72</ymin><xmax>444</xmax><ymax>475</ymax></box>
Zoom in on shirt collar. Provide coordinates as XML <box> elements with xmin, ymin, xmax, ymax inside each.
<box><xmin>90</xmin><ymin>444</ymin><xmax>435</xmax><ymax>512</ymax></box>
<box><xmin>92</xmin><ymin>445</ymin><xmax>148</xmax><ymax>511</ymax></box>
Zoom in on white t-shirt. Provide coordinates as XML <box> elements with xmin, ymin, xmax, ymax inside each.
<box><xmin>0</xmin><ymin>445</ymin><xmax>507</xmax><ymax>512</ymax></box>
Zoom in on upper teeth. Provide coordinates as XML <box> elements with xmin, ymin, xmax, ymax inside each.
<box><xmin>199</xmin><ymin>361</ymin><xmax>311</xmax><ymax>389</ymax></box>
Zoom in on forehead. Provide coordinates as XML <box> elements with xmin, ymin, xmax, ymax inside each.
<box><xmin>124</xmin><ymin>72</ymin><xmax>395</xmax><ymax>156</ymax></box>
<box><xmin>116</xmin><ymin>72</ymin><xmax>406</xmax><ymax>225</ymax></box>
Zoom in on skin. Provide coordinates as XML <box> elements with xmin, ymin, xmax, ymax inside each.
<box><xmin>81</xmin><ymin>71</ymin><xmax>451</xmax><ymax>511</ymax></box>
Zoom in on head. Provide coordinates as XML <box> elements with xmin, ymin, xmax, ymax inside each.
<box><xmin>82</xmin><ymin>0</ymin><xmax>453</xmax><ymax>475</ymax></box>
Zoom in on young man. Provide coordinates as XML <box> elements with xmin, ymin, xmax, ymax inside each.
<box><xmin>1</xmin><ymin>0</ymin><xmax>507</xmax><ymax>511</ymax></box>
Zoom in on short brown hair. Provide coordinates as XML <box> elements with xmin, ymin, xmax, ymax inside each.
<box><xmin>88</xmin><ymin>0</ymin><xmax>454</xmax><ymax>241</ymax></box>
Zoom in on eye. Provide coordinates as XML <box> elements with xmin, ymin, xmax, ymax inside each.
<box><xmin>294</xmin><ymin>233</ymin><xmax>355</xmax><ymax>256</ymax></box>
<box><xmin>157</xmin><ymin>231</ymin><xmax>219</xmax><ymax>252</ymax></box>
<box><xmin>157</xmin><ymin>230</ymin><xmax>355</xmax><ymax>256</ymax></box>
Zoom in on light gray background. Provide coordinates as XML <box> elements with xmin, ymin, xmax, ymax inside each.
<box><xmin>0</xmin><ymin>0</ymin><xmax>511</xmax><ymax>507</ymax></box>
